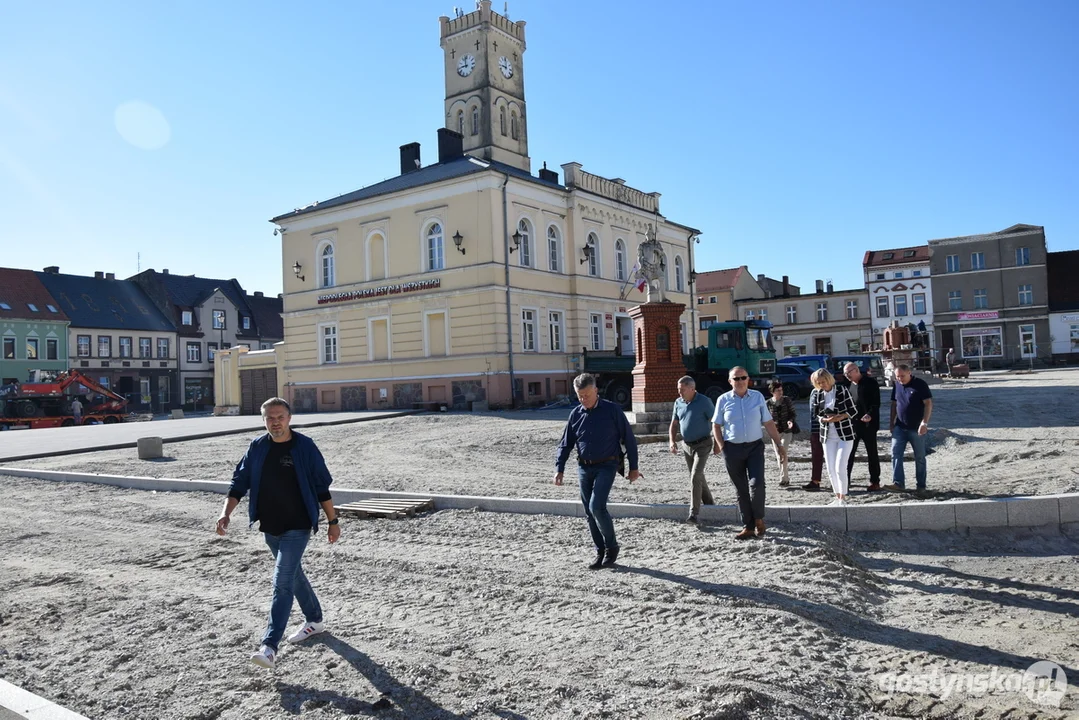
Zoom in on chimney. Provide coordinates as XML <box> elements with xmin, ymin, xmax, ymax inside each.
<box><xmin>437</xmin><ymin>128</ymin><xmax>464</xmax><ymax>163</ymax></box>
<box><xmin>94</xmin><ymin>271</ymin><xmax>104</xmax><ymax>279</ymax></box>
<box><xmin>162</xmin><ymin>269</ymin><xmax>169</xmax><ymax>275</ymax></box>
<box><xmin>105</xmin><ymin>272</ymin><xmax>115</xmax><ymax>280</ymax></box>
<box><xmin>43</xmin><ymin>266</ymin><xmax>59</xmax><ymax>274</ymax></box>
<box><xmin>538</xmin><ymin>161</ymin><xmax>559</xmax><ymax>184</ymax></box>
<box><xmin>815</xmin><ymin>279</ymin><xmax>824</xmax><ymax>293</ymax></box>
<box><xmin>254</xmin><ymin>291</ymin><xmax>264</xmax><ymax>298</ymax></box>
<box><xmin>400</xmin><ymin>142</ymin><xmax>421</xmax><ymax>174</ymax></box>
<box><xmin>826</xmin><ymin>280</ymin><xmax>834</xmax><ymax>294</ymax></box>
<box><xmin>782</xmin><ymin>275</ymin><xmax>789</xmax><ymax>296</ymax></box>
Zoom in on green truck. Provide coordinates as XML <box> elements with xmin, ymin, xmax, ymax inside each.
<box><xmin>582</xmin><ymin>320</ymin><xmax>778</xmax><ymax>407</ymax></box>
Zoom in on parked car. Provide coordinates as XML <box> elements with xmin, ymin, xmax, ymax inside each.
<box><xmin>778</xmin><ymin>354</ymin><xmax>830</xmax><ymax>371</ymax></box>
<box><xmin>829</xmin><ymin>354</ymin><xmax>886</xmax><ymax>387</ymax></box>
<box><xmin>774</xmin><ymin>364</ymin><xmax>814</xmax><ymax>399</ymax></box>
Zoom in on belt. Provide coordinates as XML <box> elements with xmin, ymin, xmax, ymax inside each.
<box><xmin>684</xmin><ymin>435</ymin><xmax>712</xmax><ymax>445</ymax></box>
<box><xmin>579</xmin><ymin>455</ymin><xmax>620</xmax><ymax>466</ymax></box>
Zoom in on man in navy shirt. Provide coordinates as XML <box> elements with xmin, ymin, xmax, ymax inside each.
<box><xmin>555</xmin><ymin>373</ymin><xmax>642</xmax><ymax>570</ymax></box>
<box><xmin>885</xmin><ymin>364</ymin><xmax>934</xmax><ymax>491</ymax></box>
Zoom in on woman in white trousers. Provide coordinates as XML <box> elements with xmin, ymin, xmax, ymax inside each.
<box><xmin>808</xmin><ymin>369</ymin><xmax>858</xmax><ymax>505</ymax></box>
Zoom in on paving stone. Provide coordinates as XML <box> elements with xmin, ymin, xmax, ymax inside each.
<box><xmin>900</xmin><ymin>502</ymin><xmax>956</xmax><ymax>531</ymax></box>
<box><xmin>1006</xmin><ymin>496</ymin><xmax>1060</xmax><ymax>528</ymax></box>
<box><xmin>847</xmin><ymin>505</ymin><xmax>902</xmax><ymax>532</ymax></box>
<box><xmin>954</xmin><ymin>500</ymin><xmax>1008</xmax><ymax>528</ymax></box>
<box><xmin>789</xmin><ymin>504</ymin><xmax>846</xmax><ymax>531</ymax></box>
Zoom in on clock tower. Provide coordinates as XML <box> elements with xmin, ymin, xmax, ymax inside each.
<box><xmin>440</xmin><ymin>1</ymin><xmax>530</xmax><ymax>172</ymax></box>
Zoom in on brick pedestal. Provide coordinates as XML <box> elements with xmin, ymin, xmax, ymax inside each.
<box><xmin>628</xmin><ymin>302</ymin><xmax>687</xmax><ymax>414</ymax></box>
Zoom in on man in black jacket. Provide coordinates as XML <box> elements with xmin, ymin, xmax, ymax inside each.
<box><xmin>842</xmin><ymin>362</ymin><xmax>881</xmax><ymax>491</ymax></box>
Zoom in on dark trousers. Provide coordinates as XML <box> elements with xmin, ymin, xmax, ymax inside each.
<box><xmin>578</xmin><ymin>461</ymin><xmax>618</xmax><ymax>551</ymax></box>
<box><xmin>722</xmin><ymin>440</ymin><xmax>766</xmax><ymax>528</ymax></box>
<box><xmin>846</xmin><ymin>422</ymin><xmax>881</xmax><ymax>485</ymax></box>
<box><xmin>810</xmin><ymin>431</ymin><xmax>824</xmax><ymax>484</ymax></box>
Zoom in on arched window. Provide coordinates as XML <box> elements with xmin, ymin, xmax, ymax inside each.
<box><xmin>675</xmin><ymin>256</ymin><xmax>685</xmax><ymax>292</ymax></box>
<box><xmin>456</xmin><ymin>110</ymin><xmax>464</xmax><ymax>135</ymax></box>
<box><xmin>547</xmin><ymin>225</ymin><xmax>561</xmax><ymax>273</ymax></box>
<box><xmin>499</xmin><ymin>106</ymin><xmax>506</xmax><ymax>136</ymax></box>
<box><xmin>517</xmin><ymin>218</ymin><xmax>532</xmax><ymax>267</ymax></box>
<box><xmin>320</xmin><ymin>244</ymin><xmax>335</xmax><ymax>288</ymax></box>
<box><xmin>427</xmin><ymin>223</ymin><xmax>444</xmax><ymax>271</ymax></box>
<box><xmin>615</xmin><ymin>239</ymin><xmax>626</xmax><ymax>282</ymax></box>
<box><xmin>470</xmin><ymin>106</ymin><xmax>479</xmax><ymax>136</ymax></box>
<box><xmin>510</xmin><ymin>111</ymin><xmax>519</xmax><ymax>140</ymax></box>
<box><xmin>586</xmin><ymin>232</ymin><xmax>599</xmax><ymax>277</ymax></box>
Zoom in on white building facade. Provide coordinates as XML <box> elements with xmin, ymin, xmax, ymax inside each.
<box><xmin>863</xmin><ymin>245</ymin><xmax>934</xmax><ymax>351</ymax></box>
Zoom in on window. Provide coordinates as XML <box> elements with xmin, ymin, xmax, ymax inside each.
<box><xmin>499</xmin><ymin>106</ymin><xmax>506</xmax><ymax>136</ymax></box>
<box><xmin>846</xmin><ymin>300</ymin><xmax>858</xmax><ymax>319</ymax></box>
<box><xmin>212</xmin><ymin>309</ymin><xmax>226</xmax><ymax>329</ymax></box>
<box><xmin>119</xmin><ymin>337</ymin><xmax>133</xmax><ymax>358</ymax></box>
<box><xmin>1071</xmin><ymin>324</ymin><xmax>1079</xmax><ymax>352</ymax></box>
<box><xmin>46</xmin><ymin>338</ymin><xmax>58</xmax><ymax>360</ymax></box>
<box><xmin>1018</xmin><ymin>284</ymin><xmax>1033</xmax><ymax>306</ymax></box>
<box><xmin>1016</xmin><ymin>247</ymin><xmax>1030</xmax><ymax>266</ymax></box>
<box><xmin>157</xmin><ymin>338</ymin><xmax>169</xmax><ymax>359</ymax></box>
<box><xmin>615</xmin><ymin>239</ymin><xmax>626</xmax><ymax>281</ymax></box>
<box><xmin>98</xmin><ymin>336</ymin><xmax>111</xmax><ymax>357</ymax></box>
<box><xmin>186</xmin><ymin>342</ymin><xmax>201</xmax><ymax>362</ymax></box>
<box><xmin>971</xmin><ymin>252</ymin><xmax>985</xmax><ymax>270</ymax></box>
<box><xmin>709</xmin><ymin>296</ymin><xmax>717</xmax><ymax>304</ymax></box>
<box><xmin>548</xmin><ymin>311</ymin><xmax>563</xmax><ymax>352</ymax></box>
<box><xmin>321</xmin><ymin>244</ymin><xmax>335</xmax><ymax>287</ymax></box>
<box><xmin>521</xmin><ymin>309</ymin><xmax>536</xmax><ymax>351</ymax></box>
<box><xmin>0</xmin><ymin>302</ymin><xmax>9</xmax><ymax>310</ymax></box>
<box><xmin>26</xmin><ymin>338</ymin><xmax>38</xmax><ymax>359</ymax></box>
<box><xmin>948</xmin><ymin>290</ymin><xmax>962</xmax><ymax>311</ymax></box>
<box><xmin>470</xmin><ymin>106</ymin><xmax>479</xmax><ymax>135</ymax></box>
<box><xmin>700</xmin><ymin>317</ymin><xmax>717</xmax><ymax>330</ymax></box>
<box><xmin>586</xmin><ymin>233</ymin><xmax>598</xmax><ymax>277</ymax></box>
<box><xmin>913</xmin><ymin>293</ymin><xmax>926</xmax><ymax>315</ymax></box>
<box><xmin>27</xmin><ymin>303</ymin><xmax>38</xmax><ymax>312</ymax></box>
<box><xmin>758</xmin><ymin>307</ymin><xmax>768</xmax><ymax>322</ymax></box>
<box><xmin>589</xmin><ymin>313</ymin><xmax>603</xmax><ymax>350</ymax></box>
<box><xmin>457</xmin><ymin>110</ymin><xmax>464</xmax><ymax>135</ymax></box>
<box><xmin>47</xmin><ymin>304</ymin><xmax>58</xmax><ymax>312</ymax></box>
<box><xmin>427</xmin><ymin>222</ymin><xmax>444</xmax><ymax>271</ymax></box>
<box><xmin>510</xmin><ymin>110</ymin><xmax>518</xmax><ymax>140</ymax></box>
<box><xmin>894</xmin><ymin>271</ymin><xmax>903</xmax><ymax>279</ymax></box>
<box><xmin>207</xmin><ymin>342</ymin><xmax>218</xmax><ymax>362</ymax></box>
<box><xmin>786</xmin><ymin>305</ymin><xmax>796</xmax><ymax>324</ymax></box>
<box><xmin>675</xmin><ymin>257</ymin><xmax>684</xmax><ymax>292</ymax></box>
<box><xmin>893</xmin><ymin>295</ymin><xmax>907</xmax><ymax>317</ymax></box>
<box><xmin>182</xmin><ymin>310</ymin><xmax>193</xmax><ymax>325</ymax></box>
<box><xmin>3</xmin><ymin>337</ymin><xmax>14</xmax><ymax>359</ymax></box>
<box><xmin>875</xmin><ymin>273</ymin><xmax>885</xmax><ymax>280</ymax></box>
<box><xmin>904</xmin><ymin>250</ymin><xmax>916</xmax><ymax>258</ymax></box>
<box><xmin>913</xmin><ymin>270</ymin><xmax>923</xmax><ymax>277</ymax></box>
<box><xmin>1020</xmin><ymin>324</ymin><xmax>1036</xmax><ymax>357</ymax></box>
<box><xmin>973</xmin><ymin>288</ymin><xmax>988</xmax><ymax>309</ymax></box>
<box><xmin>876</xmin><ymin>296</ymin><xmax>890</xmax><ymax>318</ymax></box>
<box><xmin>946</xmin><ymin>255</ymin><xmax>960</xmax><ymax>273</ymax></box>
<box><xmin>139</xmin><ymin>337</ymin><xmax>151</xmax><ymax>358</ymax></box>
<box><xmin>242</xmin><ymin>316</ymin><xmax>250</xmax><ymax>330</ymax></box>
<box><xmin>527</xmin><ymin>381</ymin><xmax>541</xmax><ymax>398</ymax></box>
<box><xmin>518</xmin><ymin>219</ymin><xmax>532</xmax><ymax>267</ymax></box>
<box><xmin>77</xmin><ymin>335</ymin><xmax>91</xmax><ymax>357</ymax></box>
<box><xmin>745</xmin><ymin>310</ymin><xmax>755</xmax><ymax>320</ymax></box>
<box><xmin>816</xmin><ymin>302</ymin><xmax>827</xmax><ymax>322</ymax></box>
<box><xmin>882</xmin><ymin>252</ymin><xmax>894</xmax><ymax>260</ymax></box>
<box><xmin>547</xmin><ymin>225</ymin><xmax>561</xmax><ymax>272</ymax></box>
<box><xmin>321</xmin><ymin>324</ymin><xmax>338</xmax><ymax>364</ymax></box>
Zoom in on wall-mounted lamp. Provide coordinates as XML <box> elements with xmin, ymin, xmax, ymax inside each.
<box><xmin>579</xmin><ymin>243</ymin><xmax>594</xmax><ymax>265</ymax></box>
<box><xmin>453</xmin><ymin>230</ymin><xmax>465</xmax><ymax>255</ymax></box>
<box><xmin>689</xmin><ymin>269</ymin><xmax>698</xmax><ymax>283</ymax></box>
<box><xmin>292</xmin><ymin>261</ymin><xmax>305</xmax><ymax>282</ymax></box>
<box><xmin>509</xmin><ymin>229</ymin><xmax>522</xmax><ymax>254</ymax></box>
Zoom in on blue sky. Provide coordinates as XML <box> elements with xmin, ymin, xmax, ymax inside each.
<box><xmin>1</xmin><ymin>0</ymin><xmax>1076</xmax><ymax>295</ymax></box>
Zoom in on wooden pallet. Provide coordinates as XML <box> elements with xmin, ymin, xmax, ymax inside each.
<box><xmin>335</xmin><ymin>498</ymin><xmax>435</xmax><ymax>519</ymax></box>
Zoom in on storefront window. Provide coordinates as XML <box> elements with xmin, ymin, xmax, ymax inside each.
<box><xmin>960</xmin><ymin>327</ymin><xmax>1003</xmax><ymax>359</ymax></box>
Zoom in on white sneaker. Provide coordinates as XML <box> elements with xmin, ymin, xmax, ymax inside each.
<box><xmin>250</xmin><ymin>644</ymin><xmax>276</xmax><ymax>668</ymax></box>
<box><xmin>828</xmin><ymin>498</ymin><xmax>844</xmax><ymax>507</ymax></box>
<box><xmin>286</xmin><ymin>621</ymin><xmax>326</xmax><ymax>644</ymax></box>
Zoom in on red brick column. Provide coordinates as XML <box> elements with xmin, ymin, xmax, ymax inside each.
<box><xmin>628</xmin><ymin>302</ymin><xmax>687</xmax><ymax>411</ymax></box>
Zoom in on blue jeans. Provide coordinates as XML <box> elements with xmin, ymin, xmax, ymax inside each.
<box><xmin>891</xmin><ymin>426</ymin><xmax>927</xmax><ymax>489</ymax></box>
<box><xmin>262</xmin><ymin>529</ymin><xmax>322</xmax><ymax>651</ymax></box>
<box><xmin>578</xmin><ymin>462</ymin><xmax>618</xmax><ymax>551</ymax></box>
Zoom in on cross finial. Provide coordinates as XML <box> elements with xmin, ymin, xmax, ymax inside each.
<box><xmin>450</xmin><ymin>48</ymin><xmax>456</xmax><ymax>58</ymax></box>
<box><xmin>475</xmin><ymin>39</ymin><xmax>481</xmax><ymax>50</ymax></box>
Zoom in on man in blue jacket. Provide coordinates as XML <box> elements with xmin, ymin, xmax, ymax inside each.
<box><xmin>215</xmin><ymin>397</ymin><xmax>340</xmax><ymax>669</ymax></box>
<box><xmin>554</xmin><ymin>373</ymin><xmax>642</xmax><ymax>570</ymax></box>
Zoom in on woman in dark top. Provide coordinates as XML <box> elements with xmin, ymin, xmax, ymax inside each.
<box><xmin>765</xmin><ymin>378</ymin><xmax>797</xmax><ymax>486</ymax></box>
<box><xmin>809</xmin><ymin>369</ymin><xmax>858</xmax><ymax>505</ymax></box>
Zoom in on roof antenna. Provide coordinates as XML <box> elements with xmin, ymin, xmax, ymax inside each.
<box><xmin>504</xmin><ymin>2</ymin><xmax>509</xmax><ymax>18</ymax></box>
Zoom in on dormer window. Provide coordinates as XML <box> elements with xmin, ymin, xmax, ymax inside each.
<box><xmin>182</xmin><ymin>310</ymin><xmax>193</xmax><ymax>325</ymax></box>
<box><xmin>47</xmin><ymin>304</ymin><xmax>58</xmax><ymax>312</ymax></box>
<box><xmin>27</xmin><ymin>303</ymin><xmax>38</xmax><ymax>312</ymax></box>
<box><xmin>882</xmin><ymin>252</ymin><xmax>894</xmax><ymax>260</ymax></box>
<box><xmin>0</xmin><ymin>302</ymin><xmax>10</xmax><ymax>310</ymax></box>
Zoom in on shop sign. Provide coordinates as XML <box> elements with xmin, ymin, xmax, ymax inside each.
<box><xmin>317</xmin><ymin>278</ymin><xmax>440</xmax><ymax>305</ymax></box>
<box><xmin>958</xmin><ymin>311</ymin><xmax>999</xmax><ymax>321</ymax></box>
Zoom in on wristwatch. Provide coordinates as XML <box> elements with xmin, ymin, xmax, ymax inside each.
<box><xmin>327</xmin><ymin>518</ymin><xmax>339</xmax><ymax>526</ymax></box>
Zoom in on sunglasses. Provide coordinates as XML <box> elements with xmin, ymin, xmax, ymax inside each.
<box><xmin>731</xmin><ymin>376</ymin><xmax>749</xmax><ymax>381</ymax></box>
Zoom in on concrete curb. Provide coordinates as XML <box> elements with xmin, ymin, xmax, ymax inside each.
<box><xmin>0</xmin><ymin>678</ymin><xmax>91</xmax><ymax>720</ymax></box>
<box><xmin>1</xmin><ymin>467</ymin><xmax>1075</xmax><ymax>533</ymax></box>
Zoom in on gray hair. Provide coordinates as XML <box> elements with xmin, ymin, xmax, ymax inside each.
<box><xmin>573</xmin><ymin>373</ymin><xmax>596</xmax><ymax>391</ymax></box>
<box><xmin>896</xmin><ymin>364</ymin><xmax>911</xmax><ymax>372</ymax></box>
<box><xmin>260</xmin><ymin>397</ymin><xmax>292</xmax><ymax>416</ymax></box>
<box><xmin>677</xmin><ymin>375</ymin><xmax>695</xmax><ymax>387</ymax></box>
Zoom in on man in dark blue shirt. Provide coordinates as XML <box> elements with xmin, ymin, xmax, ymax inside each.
<box><xmin>554</xmin><ymin>373</ymin><xmax>641</xmax><ymax>570</ymax></box>
<box><xmin>885</xmin><ymin>364</ymin><xmax>934</xmax><ymax>491</ymax></box>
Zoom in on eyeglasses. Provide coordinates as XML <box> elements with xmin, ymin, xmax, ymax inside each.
<box><xmin>731</xmin><ymin>376</ymin><xmax>749</xmax><ymax>381</ymax></box>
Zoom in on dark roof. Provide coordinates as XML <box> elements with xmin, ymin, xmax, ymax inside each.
<box><xmin>1048</xmin><ymin>250</ymin><xmax>1079</xmax><ymax>312</ymax></box>
<box><xmin>130</xmin><ymin>270</ymin><xmax>260</xmax><ymax>338</ymax></box>
<box><xmin>0</xmin><ymin>268</ymin><xmax>70</xmax><ymax>322</ymax></box>
<box><xmin>863</xmin><ymin>245</ymin><xmax>929</xmax><ymax>268</ymax></box>
<box><xmin>34</xmin><ymin>272</ymin><xmax>175</xmax><ymax>332</ymax></box>
<box><xmin>245</xmin><ymin>294</ymin><xmax>284</xmax><ymax>340</ymax></box>
<box><xmin>272</xmin><ymin>155</ymin><xmax>561</xmax><ymax>223</ymax></box>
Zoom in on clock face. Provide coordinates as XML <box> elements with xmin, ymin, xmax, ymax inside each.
<box><xmin>457</xmin><ymin>54</ymin><xmax>475</xmax><ymax>77</ymax></box>
<box><xmin>498</xmin><ymin>56</ymin><xmax>513</xmax><ymax>79</ymax></box>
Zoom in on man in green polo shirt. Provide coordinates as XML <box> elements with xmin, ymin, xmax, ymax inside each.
<box><xmin>669</xmin><ymin>376</ymin><xmax>719</xmax><ymax>524</ymax></box>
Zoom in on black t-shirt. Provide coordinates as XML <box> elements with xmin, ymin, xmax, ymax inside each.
<box><xmin>257</xmin><ymin>437</ymin><xmax>312</xmax><ymax>536</ymax></box>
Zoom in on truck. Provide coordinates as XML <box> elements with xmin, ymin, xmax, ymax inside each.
<box><xmin>582</xmin><ymin>320</ymin><xmax>778</xmax><ymax>407</ymax></box>
<box><xmin>1</xmin><ymin>369</ymin><xmax>129</xmax><ymax>428</ymax></box>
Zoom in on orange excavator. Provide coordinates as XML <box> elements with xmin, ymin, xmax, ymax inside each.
<box><xmin>1</xmin><ymin>369</ymin><xmax>128</xmax><ymax>422</ymax></box>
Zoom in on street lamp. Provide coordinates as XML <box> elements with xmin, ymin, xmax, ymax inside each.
<box><xmin>452</xmin><ymin>231</ymin><xmax>465</xmax><ymax>254</ymax></box>
<box><xmin>509</xmin><ymin>230</ymin><xmax>522</xmax><ymax>254</ymax></box>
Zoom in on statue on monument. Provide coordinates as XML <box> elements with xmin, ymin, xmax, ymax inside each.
<box><xmin>635</xmin><ymin>223</ymin><xmax>667</xmax><ymax>303</ymax></box>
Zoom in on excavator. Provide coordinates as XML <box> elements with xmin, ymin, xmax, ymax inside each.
<box><xmin>1</xmin><ymin>369</ymin><xmax>128</xmax><ymax>424</ymax></box>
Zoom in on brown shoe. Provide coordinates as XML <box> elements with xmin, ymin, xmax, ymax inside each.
<box><xmin>755</xmin><ymin>519</ymin><xmax>766</xmax><ymax>537</ymax></box>
<box><xmin>735</xmin><ymin>527</ymin><xmax>755</xmax><ymax>540</ymax></box>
